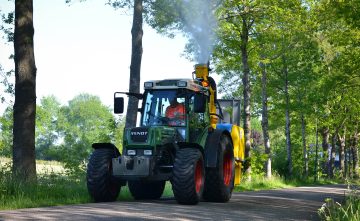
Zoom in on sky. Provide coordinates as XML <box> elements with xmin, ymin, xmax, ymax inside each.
<box><xmin>0</xmin><ymin>0</ymin><xmax>218</xmax><ymax>113</ymax></box>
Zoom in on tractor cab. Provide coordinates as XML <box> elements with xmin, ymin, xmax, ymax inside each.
<box><xmin>115</xmin><ymin>78</ymin><xmax>209</xmax><ymax>143</ymax></box>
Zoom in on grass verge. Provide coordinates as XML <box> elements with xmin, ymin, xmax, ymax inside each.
<box><xmin>318</xmin><ymin>185</ymin><xmax>360</xmax><ymax>221</ymax></box>
<box><xmin>0</xmin><ymin>173</ymin><xmax>90</xmax><ymax>210</ymax></box>
<box><xmin>234</xmin><ymin>174</ymin><xmax>344</xmax><ymax>192</ymax></box>
<box><xmin>234</xmin><ymin>174</ymin><xmax>293</xmax><ymax>191</ymax></box>
<box><xmin>0</xmin><ymin>164</ymin><xmax>174</xmax><ymax>210</ymax></box>
<box><xmin>0</xmin><ymin>158</ymin><xmax>344</xmax><ymax>211</ymax></box>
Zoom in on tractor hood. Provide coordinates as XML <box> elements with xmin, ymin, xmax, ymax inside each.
<box><xmin>123</xmin><ymin>126</ymin><xmax>178</xmax><ymax>149</ymax></box>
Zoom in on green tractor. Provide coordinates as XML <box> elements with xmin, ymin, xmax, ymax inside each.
<box><xmin>86</xmin><ymin>64</ymin><xmax>245</xmax><ymax>205</ymax></box>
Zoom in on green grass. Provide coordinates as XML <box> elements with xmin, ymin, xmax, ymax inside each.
<box><xmin>318</xmin><ymin>187</ymin><xmax>360</xmax><ymax>221</ymax></box>
<box><xmin>234</xmin><ymin>174</ymin><xmax>293</xmax><ymax>191</ymax></box>
<box><xmin>234</xmin><ymin>174</ymin><xmax>344</xmax><ymax>192</ymax></box>
<box><xmin>163</xmin><ymin>181</ymin><xmax>174</xmax><ymax>197</ymax></box>
<box><xmin>0</xmin><ymin>158</ymin><xmax>346</xmax><ymax>211</ymax></box>
<box><xmin>0</xmin><ymin>173</ymin><xmax>91</xmax><ymax>210</ymax></box>
<box><xmin>0</xmin><ymin>158</ymin><xmax>174</xmax><ymax>210</ymax></box>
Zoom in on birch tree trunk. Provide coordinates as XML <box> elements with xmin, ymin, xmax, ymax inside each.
<box><xmin>329</xmin><ymin>133</ymin><xmax>337</xmax><ymax>178</ymax></box>
<box><xmin>260</xmin><ymin>61</ymin><xmax>271</xmax><ymax>179</ymax></box>
<box><xmin>352</xmin><ymin>129</ymin><xmax>359</xmax><ymax>178</ymax></box>
<box><xmin>338</xmin><ymin>127</ymin><xmax>346</xmax><ymax>178</ymax></box>
<box><xmin>321</xmin><ymin>127</ymin><xmax>330</xmax><ymax>176</ymax></box>
<box><xmin>301</xmin><ymin>113</ymin><xmax>308</xmax><ymax>178</ymax></box>
<box><xmin>314</xmin><ymin>118</ymin><xmax>319</xmax><ymax>182</ymax></box>
<box><xmin>282</xmin><ymin>55</ymin><xmax>292</xmax><ymax>177</ymax></box>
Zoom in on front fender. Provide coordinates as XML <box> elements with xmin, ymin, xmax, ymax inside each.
<box><xmin>92</xmin><ymin>143</ymin><xmax>120</xmax><ymax>156</ymax></box>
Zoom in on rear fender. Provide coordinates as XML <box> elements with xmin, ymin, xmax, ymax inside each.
<box><xmin>204</xmin><ymin>129</ymin><xmax>231</xmax><ymax>168</ymax></box>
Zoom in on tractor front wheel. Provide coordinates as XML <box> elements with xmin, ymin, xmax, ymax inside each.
<box><xmin>203</xmin><ymin>134</ymin><xmax>235</xmax><ymax>202</ymax></box>
<box><xmin>128</xmin><ymin>180</ymin><xmax>165</xmax><ymax>200</ymax></box>
<box><xmin>171</xmin><ymin>148</ymin><xmax>204</xmax><ymax>205</ymax></box>
<box><xmin>87</xmin><ymin>148</ymin><xmax>120</xmax><ymax>202</ymax></box>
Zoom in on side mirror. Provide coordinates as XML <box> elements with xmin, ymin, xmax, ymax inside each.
<box><xmin>194</xmin><ymin>93</ymin><xmax>206</xmax><ymax>113</ymax></box>
<box><xmin>114</xmin><ymin>96</ymin><xmax>124</xmax><ymax>114</ymax></box>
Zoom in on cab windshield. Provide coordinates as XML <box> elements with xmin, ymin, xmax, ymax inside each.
<box><xmin>141</xmin><ymin>90</ymin><xmax>186</xmax><ymax>127</ymax></box>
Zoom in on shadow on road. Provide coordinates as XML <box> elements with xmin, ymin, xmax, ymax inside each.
<box><xmin>0</xmin><ymin>185</ymin><xmax>346</xmax><ymax>221</ymax></box>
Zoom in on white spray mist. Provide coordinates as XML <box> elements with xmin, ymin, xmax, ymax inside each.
<box><xmin>178</xmin><ymin>0</ymin><xmax>218</xmax><ymax>64</ymax></box>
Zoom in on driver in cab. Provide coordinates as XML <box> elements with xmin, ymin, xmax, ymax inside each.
<box><xmin>165</xmin><ymin>97</ymin><xmax>185</xmax><ymax>126</ymax></box>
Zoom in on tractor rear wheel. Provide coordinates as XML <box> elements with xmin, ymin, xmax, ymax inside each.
<box><xmin>87</xmin><ymin>148</ymin><xmax>120</xmax><ymax>202</ymax></box>
<box><xmin>128</xmin><ymin>180</ymin><xmax>165</xmax><ymax>200</ymax></box>
<box><xmin>171</xmin><ymin>148</ymin><xmax>204</xmax><ymax>205</ymax></box>
<box><xmin>203</xmin><ymin>134</ymin><xmax>235</xmax><ymax>202</ymax></box>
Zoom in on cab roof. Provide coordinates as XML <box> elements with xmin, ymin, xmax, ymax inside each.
<box><xmin>144</xmin><ymin>79</ymin><xmax>206</xmax><ymax>93</ymax></box>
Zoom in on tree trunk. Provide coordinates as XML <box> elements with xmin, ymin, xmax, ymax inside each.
<box><xmin>347</xmin><ymin>143</ymin><xmax>352</xmax><ymax>177</ymax></box>
<box><xmin>240</xmin><ymin>17</ymin><xmax>251</xmax><ymax>179</ymax></box>
<box><xmin>301</xmin><ymin>113</ymin><xmax>308</xmax><ymax>178</ymax></box>
<box><xmin>338</xmin><ymin>127</ymin><xmax>346</xmax><ymax>178</ymax></box>
<box><xmin>352</xmin><ymin>129</ymin><xmax>359</xmax><ymax>178</ymax></box>
<box><xmin>282</xmin><ymin>55</ymin><xmax>292</xmax><ymax>177</ymax></box>
<box><xmin>321</xmin><ymin>127</ymin><xmax>330</xmax><ymax>175</ymax></box>
<box><xmin>260</xmin><ymin>61</ymin><xmax>271</xmax><ymax>179</ymax></box>
<box><xmin>314</xmin><ymin>118</ymin><xmax>319</xmax><ymax>182</ymax></box>
<box><xmin>329</xmin><ymin>133</ymin><xmax>337</xmax><ymax>178</ymax></box>
<box><xmin>12</xmin><ymin>0</ymin><xmax>37</xmax><ymax>182</ymax></box>
<box><xmin>125</xmin><ymin>0</ymin><xmax>143</xmax><ymax>128</ymax></box>
<box><xmin>347</xmin><ymin>133</ymin><xmax>353</xmax><ymax>178</ymax></box>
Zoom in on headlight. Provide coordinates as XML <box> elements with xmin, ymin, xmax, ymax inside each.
<box><xmin>144</xmin><ymin>150</ymin><xmax>152</xmax><ymax>156</ymax></box>
<box><xmin>144</xmin><ymin>82</ymin><xmax>153</xmax><ymax>88</ymax></box>
<box><xmin>177</xmin><ymin>128</ymin><xmax>186</xmax><ymax>140</ymax></box>
<box><xmin>177</xmin><ymin>81</ymin><xmax>187</xmax><ymax>87</ymax></box>
<box><xmin>127</xmin><ymin>149</ymin><xmax>136</xmax><ymax>156</ymax></box>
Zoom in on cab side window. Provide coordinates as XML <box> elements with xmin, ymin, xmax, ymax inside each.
<box><xmin>188</xmin><ymin>95</ymin><xmax>207</xmax><ymax>142</ymax></box>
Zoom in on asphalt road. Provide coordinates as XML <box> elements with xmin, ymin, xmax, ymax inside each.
<box><xmin>0</xmin><ymin>185</ymin><xmax>347</xmax><ymax>221</ymax></box>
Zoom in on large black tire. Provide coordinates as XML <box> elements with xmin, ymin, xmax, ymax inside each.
<box><xmin>87</xmin><ymin>148</ymin><xmax>120</xmax><ymax>202</ymax></box>
<box><xmin>128</xmin><ymin>180</ymin><xmax>165</xmax><ymax>200</ymax></box>
<box><xmin>203</xmin><ymin>134</ymin><xmax>235</xmax><ymax>202</ymax></box>
<box><xmin>171</xmin><ymin>148</ymin><xmax>204</xmax><ymax>205</ymax></box>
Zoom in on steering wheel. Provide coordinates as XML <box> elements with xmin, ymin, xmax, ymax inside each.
<box><xmin>154</xmin><ymin>116</ymin><xmax>170</xmax><ymax>124</ymax></box>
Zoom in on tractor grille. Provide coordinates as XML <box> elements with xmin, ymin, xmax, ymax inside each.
<box><xmin>130</xmin><ymin>127</ymin><xmax>149</xmax><ymax>143</ymax></box>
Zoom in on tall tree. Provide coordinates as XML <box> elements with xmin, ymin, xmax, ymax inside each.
<box><xmin>216</xmin><ymin>0</ymin><xmax>264</xmax><ymax>178</ymax></box>
<box><xmin>351</xmin><ymin>127</ymin><xmax>359</xmax><ymax>178</ymax></box>
<box><xmin>282</xmin><ymin>54</ymin><xmax>292</xmax><ymax>177</ymax></box>
<box><xmin>12</xmin><ymin>0</ymin><xmax>37</xmax><ymax>181</ymax></box>
<box><xmin>126</xmin><ymin>0</ymin><xmax>143</xmax><ymax>128</ymax></box>
<box><xmin>260</xmin><ymin>60</ymin><xmax>271</xmax><ymax>178</ymax></box>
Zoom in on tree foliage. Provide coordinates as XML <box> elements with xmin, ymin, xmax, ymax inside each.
<box><xmin>212</xmin><ymin>0</ymin><xmax>360</xmax><ymax>179</ymax></box>
<box><xmin>1</xmin><ymin>93</ymin><xmax>124</xmax><ymax>176</ymax></box>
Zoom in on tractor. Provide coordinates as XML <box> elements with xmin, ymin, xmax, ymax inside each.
<box><xmin>86</xmin><ymin>64</ymin><xmax>245</xmax><ymax>205</ymax></box>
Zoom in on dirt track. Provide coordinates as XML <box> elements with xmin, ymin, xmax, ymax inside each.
<box><xmin>0</xmin><ymin>185</ymin><xmax>346</xmax><ymax>221</ymax></box>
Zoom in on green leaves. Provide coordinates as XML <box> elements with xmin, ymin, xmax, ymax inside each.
<box><xmin>213</xmin><ymin>0</ymin><xmax>360</xmax><ymax>178</ymax></box>
<box><xmin>0</xmin><ymin>93</ymin><xmax>124</xmax><ymax>175</ymax></box>
<box><xmin>57</xmin><ymin>94</ymin><xmax>118</xmax><ymax>175</ymax></box>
